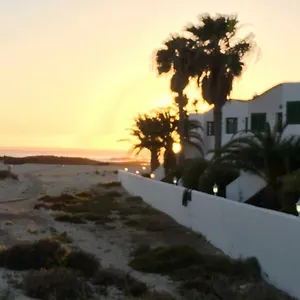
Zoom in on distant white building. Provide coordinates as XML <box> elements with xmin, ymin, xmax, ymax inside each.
<box><xmin>184</xmin><ymin>82</ymin><xmax>300</xmax><ymax>202</ymax></box>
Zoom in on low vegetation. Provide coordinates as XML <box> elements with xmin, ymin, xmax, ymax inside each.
<box><xmin>129</xmin><ymin>245</ymin><xmax>293</xmax><ymax>299</ymax></box>
<box><xmin>34</xmin><ymin>190</ymin><xmax>170</xmax><ymax>234</ymax></box>
<box><xmin>0</xmin><ymin>170</ymin><xmax>18</xmax><ymax>180</ymax></box>
<box><xmin>93</xmin><ymin>268</ymin><xmax>148</xmax><ymax>297</ymax></box>
<box><xmin>23</xmin><ymin>268</ymin><xmax>93</xmax><ymax>300</ymax></box>
<box><xmin>0</xmin><ymin>236</ymin><xmax>158</xmax><ymax>300</ymax></box>
<box><xmin>0</xmin><ymin>239</ymin><xmax>99</xmax><ymax>276</ymax></box>
<box><xmin>55</xmin><ymin>214</ymin><xmax>87</xmax><ymax>224</ymax></box>
<box><xmin>99</xmin><ymin>181</ymin><xmax>122</xmax><ymax>188</ymax></box>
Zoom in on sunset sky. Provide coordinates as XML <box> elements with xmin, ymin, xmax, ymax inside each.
<box><xmin>1</xmin><ymin>0</ymin><xmax>300</xmax><ymax>151</ymax></box>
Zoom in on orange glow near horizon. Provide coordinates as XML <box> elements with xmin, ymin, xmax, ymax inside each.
<box><xmin>0</xmin><ymin>1</ymin><xmax>300</xmax><ymax>151</ymax></box>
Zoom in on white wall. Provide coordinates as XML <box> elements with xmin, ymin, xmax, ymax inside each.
<box><xmin>119</xmin><ymin>171</ymin><xmax>300</xmax><ymax>299</ymax></box>
<box><xmin>152</xmin><ymin>165</ymin><xmax>165</xmax><ymax>181</ymax></box>
<box><xmin>248</xmin><ymin>84</ymin><xmax>283</xmax><ymax>129</ymax></box>
<box><xmin>281</xmin><ymin>83</ymin><xmax>300</xmax><ymax>137</ymax></box>
<box><xmin>186</xmin><ymin>83</ymin><xmax>300</xmax><ymax>159</ymax></box>
<box><xmin>226</xmin><ymin>171</ymin><xmax>266</xmax><ymax>202</ymax></box>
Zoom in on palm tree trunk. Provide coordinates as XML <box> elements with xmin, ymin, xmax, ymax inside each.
<box><xmin>178</xmin><ymin>92</ymin><xmax>186</xmax><ymax>165</ymax></box>
<box><xmin>213</xmin><ymin>104</ymin><xmax>222</xmax><ymax>151</ymax></box>
<box><xmin>150</xmin><ymin>149</ymin><xmax>160</xmax><ymax>172</ymax></box>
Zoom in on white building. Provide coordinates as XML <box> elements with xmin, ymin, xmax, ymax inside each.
<box><xmin>184</xmin><ymin>82</ymin><xmax>300</xmax><ymax>202</ymax></box>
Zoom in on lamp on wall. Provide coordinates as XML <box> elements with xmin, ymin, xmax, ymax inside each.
<box><xmin>142</xmin><ymin>166</ymin><xmax>146</xmax><ymax>170</ymax></box>
<box><xmin>173</xmin><ymin>177</ymin><xmax>178</xmax><ymax>185</ymax></box>
<box><xmin>213</xmin><ymin>183</ymin><xmax>218</xmax><ymax>196</ymax></box>
<box><xmin>150</xmin><ymin>173</ymin><xmax>155</xmax><ymax>179</ymax></box>
<box><xmin>135</xmin><ymin>170</ymin><xmax>140</xmax><ymax>175</ymax></box>
<box><xmin>124</xmin><ymin>168</ymin><xmax>128</xmax><ymax>172</ymax></box>
<box><xmin>296</xmin><ymin>199</ymin><xmax>300</xmax><ymax>214</ymax></box>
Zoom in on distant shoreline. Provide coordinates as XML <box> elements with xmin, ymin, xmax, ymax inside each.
<box><xmin>0</xmin><ymin>155</ymin><xmax>149</xmax><ymax>166</ymax></box>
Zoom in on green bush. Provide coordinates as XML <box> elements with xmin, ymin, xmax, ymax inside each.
<box><xmin>0</xmin><ymin>239</ymin><xmax>65</xmax><ymax>270</ymax></box>
<box><xmin>129</xmin><ymin>245</ymin><xmax>261</xmax><ymax>280</ymax></box>
<box><xmin>93</xmin><ymin>268</ymin><xmax>148</xmax><ymax>297</ymax></box>
<box><xmin>198</xmin><ymin>163</ymin><xmax>239</xmax><ymax>197</ymax></box>
<box><xmin>103</xmin><ymin>190</ymin><xmax>122</xmax><ymax>197</ymax></box>
<box><xmin>66</xmin><ymin>250</ymin><xmax>100</xmax><ymax>277</ymax></box>
<box><xmin>55</xmin><ymin>214</ymin><xmax>86</xmax><ymax>224</ymax></box>
<box><xmin>0</xmin><ymin>170</ymin><xmax>18</xmax><ymax>180</ymax></box>
<box><xmin>23</xmin><ymin>268</ymin><xmax>92</xmax><ymax>300</ymax></box>
<box><xmin>181</xmin><ymin>158</ymin><xmax>209</xmax><ymax>189</ymax></box>
<box><xmin>0</xmin><ymin>239</ymin><xmax>100</xmax><ymax>277</ymax></box>
<box><xmin>101</xmin><ymin>181</ymin><xmax>121</xmax><ymax>188</ymax></box>
<box><xmin>279</xmin><ymin>169</ymin><xmax>300</xmax><ymax>215</ymax></box>
<box><xmin>142</xmin><ymin>173</ymin><xmax>151</xmax><ymax>178</ymax></box>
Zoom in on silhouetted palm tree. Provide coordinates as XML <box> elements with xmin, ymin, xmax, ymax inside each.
<box><xmin>155</xmin><ymin>37</ymin><xmax>197</xmax><ymax>164</ymax></box>
<box><xmin>121</xmin><ymin>113</ymin><xmax>162</xmax><ymax>171</ymax></box>
<box><xmin>213</xmin><ymin>123</ymin><xmax>300</xmax><ymax>209</ymax></box>
<box><xmin>154</xmin><ymin>106</ymin><xmax>204</xmax><ymax>174</ymax></box>
<box><xmin>120</xmin><ymin>107</ymin><xmax>204</xmax><ymax>172</ymax></box>
<box><xmin>186</xmin><ymin>14</ymin><xmax>255</xmax><ymax>150</ymax></box>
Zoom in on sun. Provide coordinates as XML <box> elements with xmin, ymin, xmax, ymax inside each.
<box><xmin>154</xmin><ymin>95</ymin><xmax>172</xmax><ymax>108</ymax></box>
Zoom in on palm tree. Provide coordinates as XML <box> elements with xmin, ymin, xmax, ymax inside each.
<box><xmin>155</xmin><ymin>36</ymin><xmax>198</xmax><ymax>164</ymax></box>
<box><xmin>120</xmin><ymin>113</ymin><xmax>163</xmax><ymax>172</ymax></box>
<box><xmin>186</xmin><ymin>14</ymin><xmax>255</xmax><ymax>150</ymax></box>
<box><xmin>120</xmin><ymin>106</ymin><xmax>204</xmax><ymax>173</ymax></box>
<box><xmin>153</xmin><ymin>106</ymin><xmax>204</xmax><ymax>174</ymax></box>
<box><xmin>213</xmin><ymin>123</ymin><xmax>300</xmax><ymax>209</ymax></box>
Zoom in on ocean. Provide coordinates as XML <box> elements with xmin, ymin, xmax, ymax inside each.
<box><xmin>0</xmin><ymin>148</ymin><xmax>148</xmax><ymax>163</ymax></box>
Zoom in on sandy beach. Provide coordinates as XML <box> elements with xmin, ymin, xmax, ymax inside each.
<box><xmin>0</xmin><ymin>162</ymin><xmax>183</xmax><ymax>300</ymax></box>
<box><xmin>0</xmin><ymin>163</ymin><xmax>293</xmax><ymax>300</ymax></box>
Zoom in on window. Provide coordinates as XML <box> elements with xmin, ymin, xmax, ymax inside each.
<box><xmin>245</xmin><ymin>117</ymin><xmax>249</xmax><ymax>132</ymax></box>
<box><xmin>226</xmin><ymin>118</ymin><xmax>238</xmax><ymax>134</ymax></box>
<box><xmin>207</xmin><ymin>121</ymin><xmax>214</xmax><ymax>136</ymax></box>
<box><xmin>286</xmin><ymin>101</ymin><xmax>300</xmax><ymax>124</ymax></box>
<box><xmin>251</xmin><ymin>113</ymin><xmax>266</xmax><ymax>132</ymax></box>
<box><xmin>276</xmin><ymin>112</ymin><xmax>283</xmax><ymax>132</ymax></box>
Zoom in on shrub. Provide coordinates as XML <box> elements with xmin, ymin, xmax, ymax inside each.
<box><xmin>130</xmin><ymin>244</ymin><xmax>151</xmax><ymax>258</ymax></box>
<box><xmin>39</xmin><ymin>194</ymin><xmax>77</xmax><ymax>204</ymax></box>
<box><xmin>132</xmin><ymin>291</ymin><xmax>176</xmax><ymax>300</ymax></box>
<box><xmin>55</xmin><ymin>214</ymin><xmax>86</xmax><ymax>224</ymax></box>
<box><xmin>0</xmin><ymin>239</ymin><xmax>66</xmax><ymax>270</ymax></box>
<box><xmin>0</xmin><ymin>170</ymin><xmax>18</xmax><ymax>180</ymax></box>
<box><xmin>181</xmin><ymin>158</ymin><xmax>209</xmax><ymax>189</ymax></box>
<box><xmin>125</xmin><ymin>196</ymin><xmax>143</xmax><ymax>203</ymax></box>
<box><xmin>0</xmin><ymin>288</ymin><xmax>14</xmax><ymax>300</ymax></box>
<box><xmin>93</xmin><ymin>268</ymin><xmax>148</xmax><ymax>297</ymax></box>
<box><xmin>23</xmin><ymin>268</ymin><xmax>92</xmax><ymax>300</ymax></box>
<box><xmin>103</xmin><ymin>190</ymin><xmax>122</xmax><ymax>197</ymax></box>
<box><xmin>129</xmin><ymin>245</ymin><xmax>261</xmax><ymax>281</ymax></box>
<box><xmin>279</xmin><ymin>170</ymin><xmax>300</xmax><ymax>215</ymax></box>
<box><xmin>66</xmin><ymin>250</ymin><xmax>100</xmax><ymax>277</ymax></box>
<box><xmin>76</xmin><ymin>191</ymin><xmax>93</xmax><ymax>198</ymax></box>
<box><xmin>101</xmin><ymin>181</ymin><xmax>121</xmax><ymax>188</ymax></box>
<box><xmin>198</xmin><ymin>163</ymin><xmax>239</xmax><ymax>197</ymax></box>
<box><xmin>142</xmin><ymin>173</ymin><xmax>151</xmax><ymax>178</ymax></box>
<box><xmin>51</xmin><ymin>231</ymin><xmax>73</xmax><ymax>244</ymax></box>
<box><xmin>34</xmin><ymin>203</ymin><xmax>48</xmax><ymax>210</ymax></box>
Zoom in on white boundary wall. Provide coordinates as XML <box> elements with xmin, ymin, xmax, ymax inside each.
<box><xmin>119</xmin><ymin>171</ymin><xmax>300</xmax><ymax>299</ymax></box>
